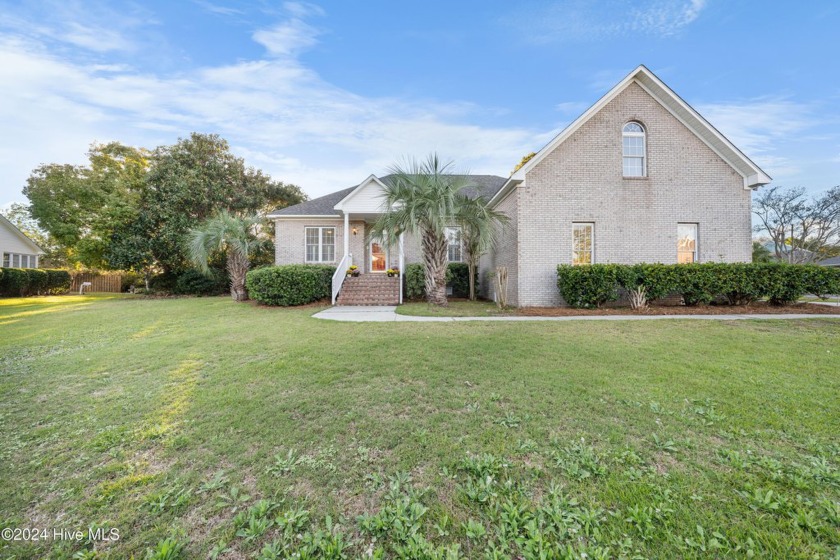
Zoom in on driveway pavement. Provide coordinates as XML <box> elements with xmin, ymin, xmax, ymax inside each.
<box><xmin>312</xmin><ymin>306</ymin><xmax>840</xmax><ymax>323</ymax></box>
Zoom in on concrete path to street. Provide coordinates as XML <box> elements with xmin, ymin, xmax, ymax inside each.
<box><xmin>312</xmin><ymin>305</ymin><xmax>840</xmax><ymax>323</ymax></box>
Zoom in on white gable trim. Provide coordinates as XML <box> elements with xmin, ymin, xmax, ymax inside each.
<box><xmin>0</xmin><ymin>214</ymin><xmax>44</xmax><ymax>254</ymax></box>
<box><xmin>511</xmin><ymin>65</ymin><xmax>771</xmax><ymax>190</ymax></box>
<box><xmin>333</xmin><ymin>174</ymin><xmax>390</xmax><ymax>212</ymax></box>
<box><xmin>272</xmin><ymin>215</ymin><xmax>341</xmax><ymax>219</ymax></box>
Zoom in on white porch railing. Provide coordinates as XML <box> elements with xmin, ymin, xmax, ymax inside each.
<box><xmin>398</xmin><ymin>233</ymin><xmax>404</xmax><ymax>304</ymax></box>
<box><xmin>331</xmin><ymin>253</ymin><xmax>352</xmax><ymax>305</ymax></box>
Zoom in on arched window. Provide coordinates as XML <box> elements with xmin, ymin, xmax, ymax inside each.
<box><xmin>622</xmin><ymin>122</ymin><xmax>646</xmax><ymax>177</ymax></box>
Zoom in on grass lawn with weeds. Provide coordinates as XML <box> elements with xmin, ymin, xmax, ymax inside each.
<box><xmin>1</xmin><ymin>295</ymin><xmax>839</xmax><ymax>559</ymax></box>
<box><xmin>396</xmin><ymin>300</ymin><xmax>514</xmax><ymax>317</ymax></box>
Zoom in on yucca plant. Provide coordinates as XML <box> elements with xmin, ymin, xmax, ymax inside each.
<box><xmin>186</xmin><ymin>210</ymin><xmax>269</xmax><ymax>301</ymax></box>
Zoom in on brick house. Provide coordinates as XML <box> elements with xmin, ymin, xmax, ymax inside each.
<box><xmin>268</xmin><ymin>66</ymin><xmax>771</xmax><ymax>307</ymax></box>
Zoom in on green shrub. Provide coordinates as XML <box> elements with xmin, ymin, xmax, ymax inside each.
<box><xmin>245</xmin><ymin>265</ymin><xmax>335</xmax><ymax>306</ymax></box>
<box><xmin>802</xmin><ymin>264</ymin><xmax>840</xmax><ymax>299</ymax></box>
<box><xmin>26</xmin><ymin>269</ymin><xmax>49</xmax><ymax>295</ymax></box>
<box><xmin>174</xmin><ymin>268</ymin><xmax>228</xmax><ymax>296</ymax></box>
<box><xmin>616</xmin><ymin>263</ymin><xmax>678</xmax><ymax>303</ymax></box>
<box><xmin>556</xmin><ymin>264</ymin><xmax>623</xmax><ymax>308</ymax></box>
<box><xmin>671</xmin><ymin>263</ymin><xmax>720</xmax><ymax>306</ymax></box>
<box><xmin>404</xmin><ymin>262</ymin><xmax>474</xmax><ymax>300</ymax></box>
<box><xmin>446</xmin><ymin>262</ymin><xmax>472</xmax><ymax>298</ymax></box>
<box><xmin>716</xmin><ymin>263</ymin><xmax>763</xmax><ymax>305</ymax></box>
<box><xmin>0</xmin><ymin>268</ymin><xmax>30</xmax><ymax>296</ymax></box>
<box><xmin>149</xmin><ymin>272</ymin><xmax>179</xmax><ymax>293</ymax></box>
<box><xmin>45</xmin><ymin>269</ymin><xmax>71</xmax><ymax>294</ymax></box>
<box><xmin>559</xmin><ymin>262</ymin><xmax>835</xmax><ymax>308</ymax></box>
<box><xmin>404</xmin><ymin>263</ymin><xmax>425</xmax><ymax>300</ymax></box>
<box><xmin>756</xmin><ymin>263</ymin><xmax>810</xmax><ymax>306</ymax></box>
<box><xmin>121</xmin><ymin>271</ymin><xmax>145</xmax><ymax>292</ymax></box>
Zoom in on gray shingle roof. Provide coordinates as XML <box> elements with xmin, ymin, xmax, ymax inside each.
<box><xmin>818</xmin><ymin>256</ymin><xmax>840</xmax><ymax>266</ymax></box>
<box><xmin>268</xmin><ymin>174</ymin><xmax>508</xmax><ymax>217</ymax></box>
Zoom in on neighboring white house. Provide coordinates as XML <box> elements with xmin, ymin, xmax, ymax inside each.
<box><xmin>0</xmin><ymin>214</ymin><xmax>44</xmax><ymax>268</ymax></box>
<box><xmin>268</xmin><ymin>65</ymin><xmax>772</xmax><ymax>307</ymax></box>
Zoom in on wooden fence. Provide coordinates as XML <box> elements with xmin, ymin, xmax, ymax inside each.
<box><xmin>69</xmin><ymin>272</ymin><xmax>123</xmax><ymax>293</ymax></box>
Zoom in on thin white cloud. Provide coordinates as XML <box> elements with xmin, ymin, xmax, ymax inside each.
<box><xmin>0</xmin><ymin>7</ymin><xmax>540</xmax><ymax>205</ymax></box>
<box><xmin>193</xmin><ymin>1</ymin><xmax>245</xmax><ymax>17</ymax></box>
<box><xmin>696</xmin><ymin>98</ymin><xmax>814</xmax><ymax>177</ymax></box>
<box><xmin>508</xmin><ymin>0</ymin><xmax>707</xmax><ymax>43</ymax></box>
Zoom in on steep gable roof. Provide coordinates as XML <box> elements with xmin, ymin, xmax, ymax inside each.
<box><xmin>505</xmin><ymin>65</ymin><xmax>771</xmax><ymax>193</ymax></box>
<box><xmin>269</xmin><ymin>174</ymin><xmax>507</xmax><ymax>217</ymax></box>
<box><xmin>0</xmin><ymin>214</ymin><xmax>44</xmax><ymax>253</ymax></box>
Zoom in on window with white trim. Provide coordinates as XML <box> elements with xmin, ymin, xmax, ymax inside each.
<box><xmin>304</xmin><ymin>227</ymin><xmax>336</xmax><ymax>263</ymax></box>
<box><xmin>677</xmin><ymin>223</ymin><xmax>698</xmax><ymax>263</ymax></box>
<box><xmin>622</xmin><ymin>122</ymin><xmax>646</xmax><ymax>177</ymax></box>
<box><xmin>445</xmin><ymin>226</ymin><xmax>462</xmax><ymax>262</ymax></box>
<box><xmin>572</xmin><ymin>223</ymin><xmax>594</xmax><ymax>265</ymax></box>
<box><xmin>2</xmin><ymin>253</ymin><xmax>37</xmax><ymax>268</ymax></box>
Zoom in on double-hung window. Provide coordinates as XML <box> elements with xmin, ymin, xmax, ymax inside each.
<box><xmin>572</xmin><ymin>223</ymin><xmax>594</xmax><ymax>265</ymax></box>
<box><xmin>445</xmin><ymin>226</ymin><xmax>462</xmax><ymax>262</ymax></box>
<box><xmin>677</xmin><ymin>223</ymin><xmax>698</xmax><ymax>263</ymax></box>
<box><xmin>622</xmin><ymin>122</ymin><xmax>646</xmax><ymax>177</ymax></box>
<box><xmin>304</xmin><ymin>227</ymin><xmax>336</xmax><ymax>263</ymax></box>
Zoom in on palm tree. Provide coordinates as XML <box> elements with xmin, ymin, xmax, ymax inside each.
<box><xmin>455</xmin><ymin>195</ymin><xmax>509</xmax><ymax>301</ymax></box>
<box><xmin>371</xmin><ymin>154</ymin><xmax>472</xmax><ymax>306</ymax></box>
<box><xmin>186</xmin><ymin>210</ymin><xmax>269</xmax><ymax>301</ymax></box>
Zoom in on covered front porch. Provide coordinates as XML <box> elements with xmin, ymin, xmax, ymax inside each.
<box><xmin>331</xmin><ymin>211</ymin><xmax>405</xmax><ymax>305</ymax></box>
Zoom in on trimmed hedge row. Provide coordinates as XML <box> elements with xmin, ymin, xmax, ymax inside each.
<box><xmin>404</xmin><ymin>262</ymin><xmax>473</xmax><ymax>300</ymax></box>
<box><xmin>557</xmin><ymin>263</ymin><xmax>840</xmax><ymax>308</ymax></box>
<box><xmin>245</xmin><ymin>265</ymin><xmax>335</xmax><ymax>306</ymax></box>
<box><xmin>0</xmin><ymin>268</ymin><xmax>72</xmax><ymax>297</ymax></box>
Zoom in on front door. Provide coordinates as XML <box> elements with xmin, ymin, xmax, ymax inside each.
<box><xmin>370</xmin><ymin>241</ymin><xmax>387</xmax><ymax>272</ymax></box>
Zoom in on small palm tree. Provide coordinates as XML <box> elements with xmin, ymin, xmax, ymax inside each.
<box><xmin>186</xmin><ymin>210</ymin><xmax>269</xmax><ymax>301</ymax></box>
<box><xmin>371</xmin><ymin>154</ymin><xmax>472</xmax><ymax>306</ymax></box>
<box><xmin>456</xmin><ymin>195</ymin><xmax>509</xmax><ymax>301</ymax></box>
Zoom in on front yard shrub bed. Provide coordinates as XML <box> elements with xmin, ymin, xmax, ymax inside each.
<box><xmin>558</xmin><ymin>263</ymin><xmax>840</xmax><ymax>308</ymax></box>
<box><xmin>246</xmin><ymin>264</ymin><xmax>335</xmax><ymax>306</ymax></box>
<box><xmin>405</xmin><ymin>262</ymin><xmax>475</xmax><ymax>300</ymax></box>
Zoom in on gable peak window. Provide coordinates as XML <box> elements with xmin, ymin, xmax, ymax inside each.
<box><xmin>622</xmin><ymin>121</ymin><xmax>646</xmax><ymax>177</ymax></box>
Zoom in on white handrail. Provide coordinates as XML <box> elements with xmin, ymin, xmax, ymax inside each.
<box><xmin>331</xmin><ymin>253</ymin><xmax>352</xmax><ymax>305</ymax></box>
<box><xmin>398</xmin><ymin>234</ymin><xmax>404</xmax><ymax>304</ymax></box>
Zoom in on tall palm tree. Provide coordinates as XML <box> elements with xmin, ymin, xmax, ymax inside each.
<box><xmin>186</xmin><ymin>210</ymin><xmax>269</xmax><ymax>301</ymax></box>
<box><xmin>371</xmin><ymin>154</ymin><xmax>472</xmax><ymax>306</ymax></box>
<box><xmin>455</xmin><ymin>195</ymin><xmax>509</xmax><ymax>301</ymax></box>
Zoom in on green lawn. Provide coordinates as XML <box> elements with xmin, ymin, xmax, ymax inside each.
<box><xmin>396</xmin><ymin>300</ymin><xmax>514</xmax><ymax>317</ymax></box>
<box><xmin>1</xmin><ymin>295</ymin><xmax>838</xmax><ymax>559</ymax></box>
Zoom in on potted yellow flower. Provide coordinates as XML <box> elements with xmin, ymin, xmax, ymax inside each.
<box><xmin>346</xmin><ymin>265</ymin><xmax>360</xmax><ymax>277</ymax></box>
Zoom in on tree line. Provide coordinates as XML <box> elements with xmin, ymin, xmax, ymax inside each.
<box><xmin>13</xmin><ymin>133</ymin><xmax>306</xmax><ymax>285</ymax></box>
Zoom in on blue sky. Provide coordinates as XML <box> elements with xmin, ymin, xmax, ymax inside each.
<box><xmin>1</xmin><ymin>0</ymin><xmax>838</xmax><ymax>207</ymax></box>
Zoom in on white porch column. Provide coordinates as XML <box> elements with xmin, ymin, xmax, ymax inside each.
<box><xmin>343</xmin><ymin>212</ymin><xmax>350</xmax><ymax>262</ymax></box>
<box><xmin>398</xmin><ymin>232</ymin><xmax>405</xmax><ymax>304</ymax></box>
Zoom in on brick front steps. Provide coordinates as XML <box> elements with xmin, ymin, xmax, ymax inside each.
<box><xmin>336</xmin><ymin>274</ymin><xmax>399</xmax><ymax>305</ymax></box>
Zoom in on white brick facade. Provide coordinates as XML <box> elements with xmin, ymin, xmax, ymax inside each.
<box><xmin>515</xmin><ymin>82</ymin><xmax>752</xmax><ymax>306</ymax></box>
<box><xmin>273</xmin><ymin>68</ymin><xmax>765</xmax><ymax>308</ymax></box>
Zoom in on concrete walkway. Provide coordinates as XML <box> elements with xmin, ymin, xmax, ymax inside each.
<box><xmin>312</xmin><ymin>305</ymin><xmax>840</xmax><ymax>323</ymax></box>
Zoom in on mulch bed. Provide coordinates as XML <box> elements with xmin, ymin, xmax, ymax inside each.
<box><xmin>517</xmin><ymin>302</ymin><xmax>840</xmax><ymax>316</ymax></box>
